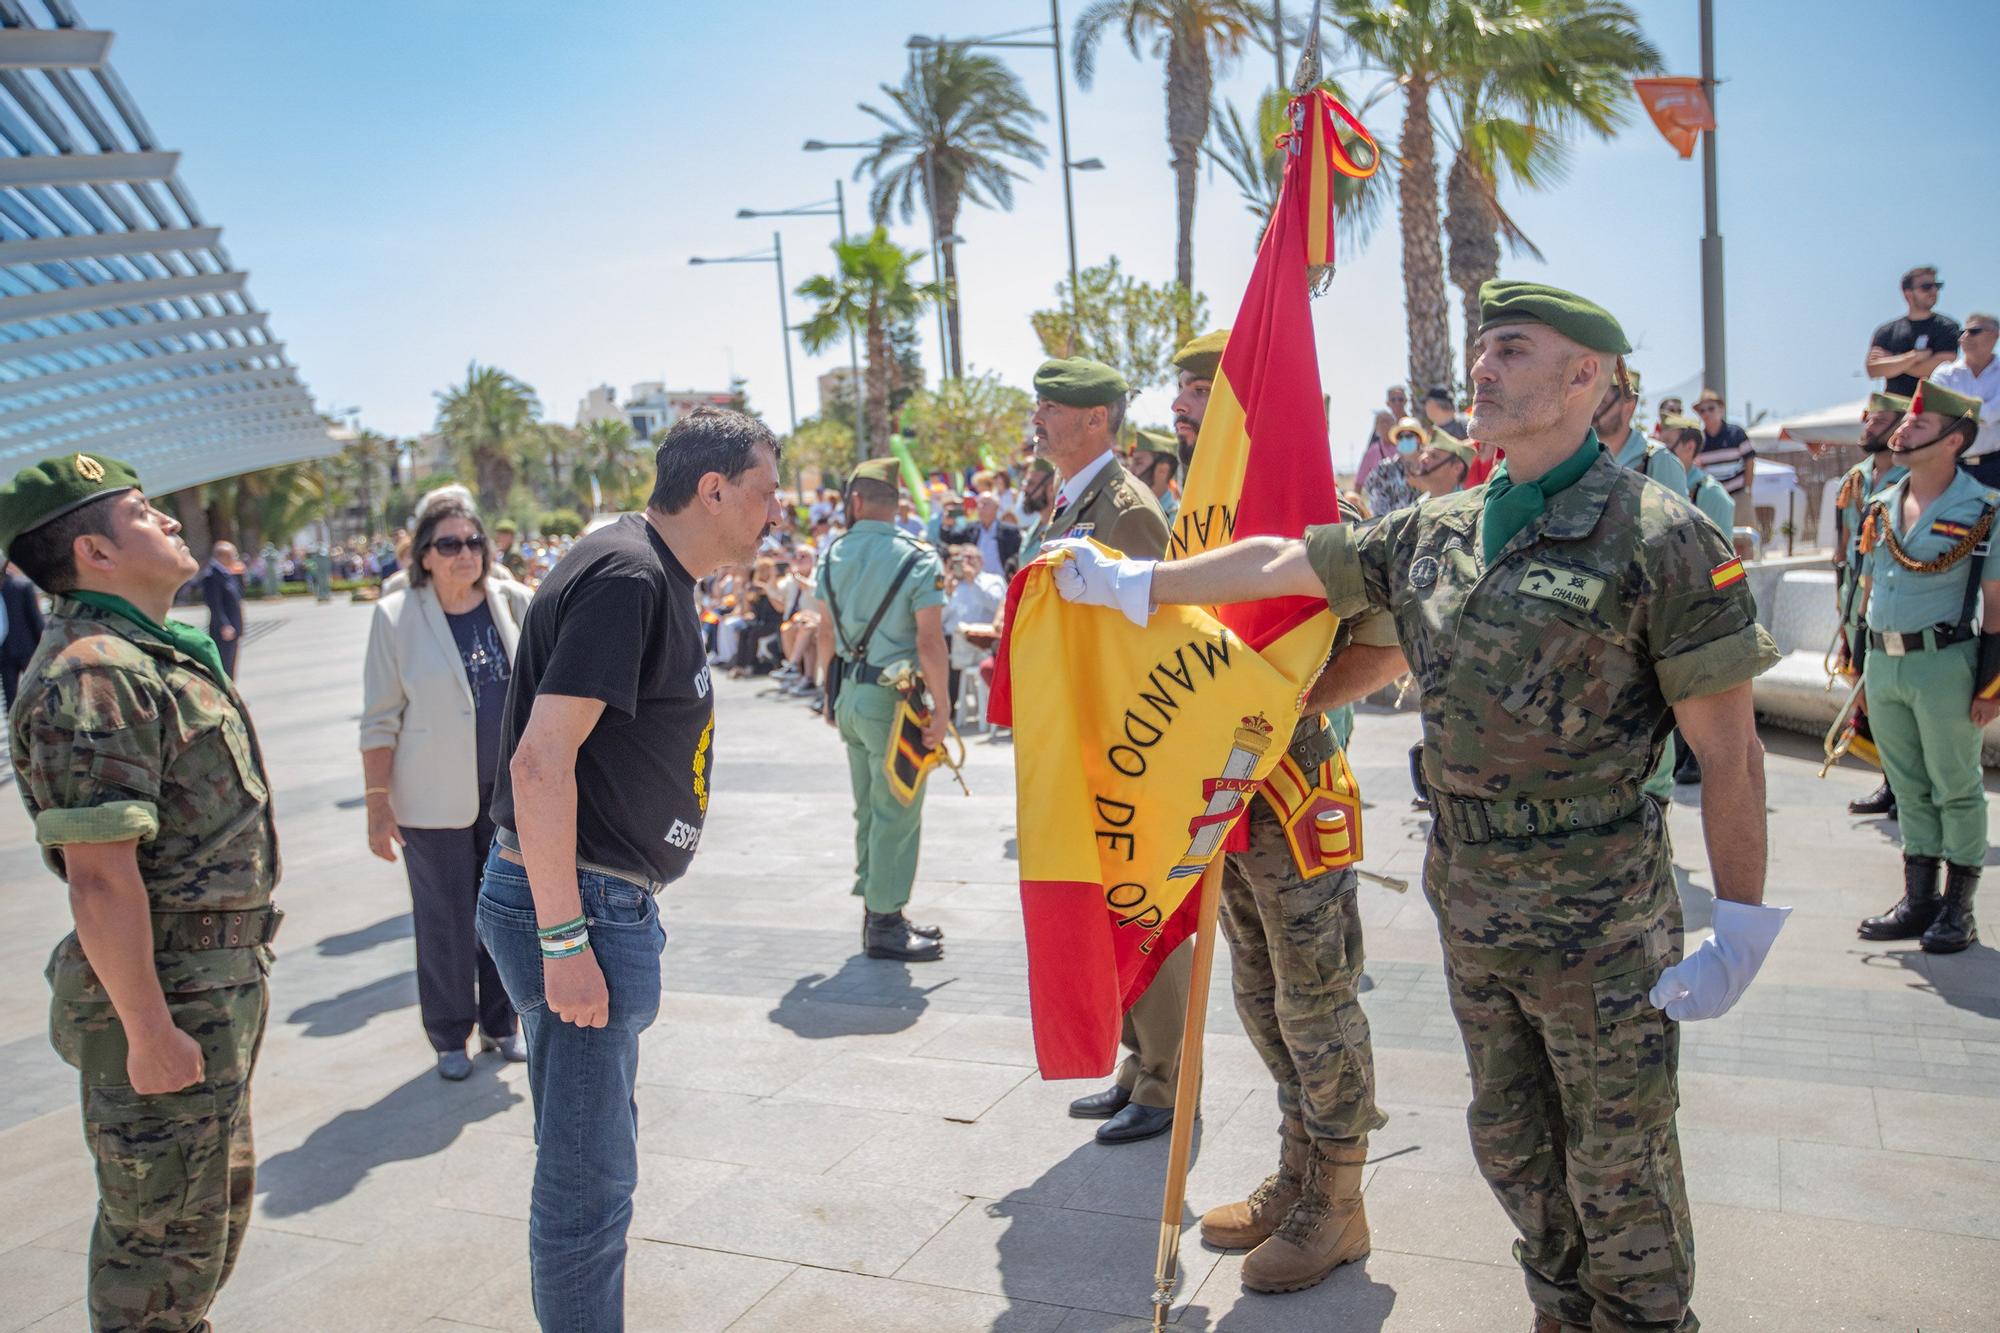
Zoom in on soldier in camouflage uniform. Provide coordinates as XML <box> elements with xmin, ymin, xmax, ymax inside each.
<box><xmin>2</xmin><ymin>454</ymin><xmax>279</xmax><ymax>1333</ymax></box>
<box><xmin>1165</xmin><ymin>329</ymin><xmax>1412</xmax><ymax>1294</ymax></box>
<box><xmin>1054</xmin><ymin>283</ymin><xmax>1792</xmax><ymax>1332</ymax></box>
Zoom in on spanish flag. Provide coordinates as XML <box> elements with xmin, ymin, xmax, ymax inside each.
<box><xmin>990</xmin><ymin>88</ymin><xmax>1377</xmax><ymax>1078</ymax></box>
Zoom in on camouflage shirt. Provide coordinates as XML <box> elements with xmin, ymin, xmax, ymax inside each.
<box><xmin>11</xmin><ymin>598</ymin><xmax>280</xmax><ymax>997</ymax></box>
<box><xmin>1307</xmin><ymin>446</ymin><xmax>1778</xmax><ymax>802</ymax></box>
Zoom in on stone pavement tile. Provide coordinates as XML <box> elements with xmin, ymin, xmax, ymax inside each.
<box><xmin>1673</xmin><ymin>1069</ymin><xmax>1882</xmax><ymax>1147</ymax></box>
<box><xmin>1778</xmin><ymin>1138</ymin><xmax>2000</xmax><ymax>1239</ymax></box>
<box><xmin>912</xmin><ymin>1012</ymin><xmax>1040</xmax><ymax>1067</ymax></box>
<box><xmin>181</xmin><ymin>1224</ymin><xmax>356</xmax><ymax>1325</ymax></box>
<box><xmin>0</xmin><ymin>1153</ymin><xmax>94</xmax><ymax>1253</ymax></box>
<box><xmin>727</xmin><ymin>1266</ymin><xmax>1068</xmax><ymax>1332</ymax></box>
<box><xmin>451</xmin><ymin>1238</ymin><xmax>794</xmax><ymax>1333</ymax></box>
<box><xmin>1365</xmin><ymin>1102</ymin><xmax>1479</xmax><ymax>1179</ymax></box>
<box><xmin>1056</xmin><ymin>1094</ymin><xmax>1276</xmax><ymax>1223</ymax></box>
<box><xmin>1178</xmin><ymin>1245</ymin><xmax>1523</xmax><ymax>1332</ymax></box>
<box><xmin>1676</xmin><ymin>1126</ymin><xmax>1781</xmax><ymax>1210</ymax></box>
<box><xmin>654</xmin><ymin>1167</ymin><xmax>969</xmax><ymax>1276</ymax></box>
<box><xmin>1357</xmin><ymin>1168</ymin><xmax>1521</xmax><ymax>1268</ymax></box>
<box><xmin>637</xmin><ymin>1025</ymin><xmax>848</xmax><ymax>1097</ymax></box>
<box><xmin>1697</xmin><ymin>1200</ymin><xmax>2000</xmax><ymax>1329</ymax></box>
<box><xmin>16</xmin><ymin>1303</ymin><xmax>87</xmax><ymax>1332</ymax></box>
<box><xmin>633</xmin><ymin>1084</ymin><xmax>907</xmax><ymax>1172</ymax></box>
<box><xmin>771</xmin><ymin>1050</ymin><xmax>1029</xmax><ymax>1120</ymax></box>
<box><xmin>436</xmin><ymin>1127</ymin><xmax>744</xmax><ymax>1243</ymax></box>
<box><xmin>893</xmin><ymin>1197</ymin><xmax>1224</xmax><ymax>1322</ymax></box>
<box><xmin>1684</xmin><ymin>1296</ymin><xmax>1929</xmax><ymax>1332</ymax></box>
<box><xmin>831</xmin><ymin>1112</ymin><xmax>1112</xmax><ymax>1208</ymax></box>
<box><xmin>1872</xmin><ymin>1085</ymin><xmax>2000</xmax><ymax>1162</ymax></box>
<box><xmin>655</xmin><ymin>988</ymin><xmax>965</xmax><ymax>1057</ymax></box>
<box><xmin>1368</xmin><ymin>1042</ymin><xmax>1472</xmax><ymax>1111</ymax></box>
<box><xmin>0</xmin><ymin>1240</ymin><xmax>86</xmax><ymax>1333</ymax></box>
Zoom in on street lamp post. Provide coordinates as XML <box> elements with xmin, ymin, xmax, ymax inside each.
<box><xmin>738</xmin><ymin>185</ymin><xmax>868</xmax><ymax>454</ymax></box>
<box><xmin>908</xmin><ymin>6</ymin><xmax>1103</xmax><ymax>337</ymax></box>
<box><xmin>1698</xmin><ymin>0</ymin><xmax>1727</xmax><ymax>404</ymax></box>
<box><xmin>688</xmin><ymin>233</ymin><xmax>799</xmax><ymax>436</ymax></box>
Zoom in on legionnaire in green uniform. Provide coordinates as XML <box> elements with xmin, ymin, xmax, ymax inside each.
<box><xmin>1830</xmin><ymin>393</ymin><xmax>1912</xmax><ymax>817</ymax></box>
<box><xmin>1031</xmin><ymin>356</ymin><xmax>1197</xmax><ymax>1145</ymax></box>
<box><xmin>1129</xmin><ymin>429</ymin><xmax>1182</xmax><ymax>529</ymax></box>
<box><xmin>492</xmin><ymin>519</ymin><xmax>530</xmax><ymax>581</ymax></box>
<box><xmin>1160</xmin><ymin>329</ymin><xmax>1411</xmax><ymax>1293</ymax></box>
<box><xmin>816</xmin><ymin>458</ymin><xmax>951</xmax><ymax>962</ymax></box>
<box><xmin>1053</xmin><ymin>282</ymin><xmax>1792</xmax><ymax>1333</ymax></box>
<box><xmin>2</xmin><ymin>454</ymin><xmax>280</xmax><ymax>1333</ymax></box>
<box><xmin>1662</xmin><ymin>415</ymin><xmax>1738</xmax><ymax>538</ymax></box>
<box><xmin>1853</xmin><ymin>379</ymin><xmax>1996</xmax><ymax>954</ymax></box>
<box><xmin>1600</xmin><ymin>368</ymin><xmax>1690</xmax><ymax>497</ymax></box>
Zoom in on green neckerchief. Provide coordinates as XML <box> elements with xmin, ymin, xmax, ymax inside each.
<box><xmin>69</xmin><ymin>590</ymin><xmax>229</xmax><ymax>686</ymax></box>
<box><xmin>1480</xmin><ymin>431</ymin><xmax>1604</xmax><ymax>566</ymax></box>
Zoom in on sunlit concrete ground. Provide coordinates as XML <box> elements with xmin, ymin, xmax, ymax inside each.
<box><xmin>2</xmin><ymin>594</ymin><xmax>1996</xmax><ymax>1331</ymax></box>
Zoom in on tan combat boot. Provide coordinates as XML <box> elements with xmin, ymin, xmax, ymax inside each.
<box><xmin>1199</xmin><ymin>1117</ymin><xmax>1309</xmax><ymax>1249</ymax></box>
<box><xmin>1240</xmin><ymin>1140</ymin><xmax>1369</xmax><ymax>1293</ymax></box>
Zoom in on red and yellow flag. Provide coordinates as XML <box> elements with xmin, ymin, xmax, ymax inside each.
<box><xmin>989</xmin><ymin>89</ymin><xmax>1377</xmax><ymax>1079</ymax></box>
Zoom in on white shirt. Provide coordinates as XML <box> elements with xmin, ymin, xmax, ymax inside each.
<box><xmin>1932</xmin><ymin>357</ymin><xmax>2000</xmax><ymax>458</ymax></box>
<box><xmin>941</xmin><ymin>571</ymin><xmax>1006</xmax><ymax>668</ymax></box>
<box><xmin>1053</xmin><ymin>449</ymin><xmax>1117</xmax><ymax>515</ymax></box>
<box><xmin>993</xmin><ymin>486</ymin><xmax>1022</xmax><ymax>524</ymax></box>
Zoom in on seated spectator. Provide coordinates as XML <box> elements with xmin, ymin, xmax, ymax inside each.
<box><xmin>1362</xmin><ymin>416</ymin><xmax>1426</xmax><ymax>516</ymax></box>
<box><xmin>943</xmin><ymin>494</ymin><xmax>1021</xmax><ymax>576</ymax></box>
<box><xmin>940</xmin><ymin>546</ymin><xmax>1006</xmax><ymax>711</ymax></box>
<box><xmin>1410</xmin><ymin>435</ymin><xmax>1476</xmax><ymax>499</ymax></box>
<box><xmin>728</xmin><ymin>557</ymin><xmax>785</xmax><ymax>677</ymax></box>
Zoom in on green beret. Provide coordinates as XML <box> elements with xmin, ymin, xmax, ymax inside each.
<box><xmin>1912</xmin><ymin>379</ymin><xmax>1982</xmax><ymax>427</ymax></box>
<box><xmin>1027</xmin><ymin>456</ymin><xmax>1055</xmax><ymax>476</ymax></box>
<box><xmin>493</xmin><ymin>518</ymin><xmax>518</xmax><ymax>534</ymax></box>
<box><xmin>1134</xmin><ymin>429</ymin><xmax>1179</xmax><ymax>461</ymax></box>
<box><xmin>0</xmin><ymin>451</ymin><xmax>140</xmax><ymax>558</ymax></box>
<box><xmin>1033</xmin><ymin>357</ymin><xmax>1128</xmax><ymax>408</ymax></box>
<box><xmin>1428</xmin><ymin>436</ymin><xmax>1477</xmax><ymax>467</ymax></box>
<box><xmin>1476</xmin><ymin>280</ymin><xmax>1631</xmax><ymax>355</ymax></box>
<box><xmin>849</xmin><ymin>457</ymin><xmax>903</xmax><ymax>490</ymax></box>
<box><xmin>1866</xmin><ymin>391</ymin><xmax>1912</xmax><ymax>415</ymax></box>
<box><xmin>1171</xmin><ymin>329</ymin><xmax>1229</xmax><ymax>382</ymax></box>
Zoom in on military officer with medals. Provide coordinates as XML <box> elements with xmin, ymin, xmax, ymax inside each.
<box><xmin>3</xmin><ymin>454</ymin><xmax>281</xmax><ymax>1332</ymax></box>
<box><xmin>1054</xmin><ymin>283</ymin><xmax>1788</xmax><ymax>1332</ymax></box>
<box><xmin>1164</xmin><ymin>328</ymin><xmax>1412</xmax><ymax>1293</ymax></box>
<box><xmin>1832</xmin><ymin>392</ymin><xmax>1912</xmax><ymax>818</ymax></box>
<box><xmin>1030</xmin><ymin>356</ymin><xmax>1193</xmax><ymax>1144</ymax></box>
<box><xmin>1853</xmin><ymin>379</ymin><xmax>1996</xmax><ymax>953</ymax></box>
<box><xmin>816</xmin><ymin>458</ymin><xmax>952</xmax><ymax>963</ymax></box>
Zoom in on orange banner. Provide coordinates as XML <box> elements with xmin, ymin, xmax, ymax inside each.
<box><xmin>1633</xmin><ymin>77</ymin><xmax>1714</xmax><ymax>160</ymax></box>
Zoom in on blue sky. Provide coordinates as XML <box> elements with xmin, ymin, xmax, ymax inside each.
<box><xmin>84</xmin><ymin>0</ymin><xmax>2000</xmax><ymax>468</ymax></box>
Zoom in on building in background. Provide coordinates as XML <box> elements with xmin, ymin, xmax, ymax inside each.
<box><xmin>817</xmin><ymin>367</ymin><xmax>860</xmax><ymax>422</ymax></box>
<box><xmin>577</xmin><ymin>382</ymin><xmax>738</xmax><ymax>441</ymax></box>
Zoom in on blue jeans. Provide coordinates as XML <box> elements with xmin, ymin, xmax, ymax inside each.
<box><xmin>475</xmin><ymin>846</ymin><xmax>665</xmax><ymax>1333</ymax></box>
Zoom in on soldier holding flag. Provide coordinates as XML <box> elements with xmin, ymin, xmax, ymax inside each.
<box><xmin>1054</xmin><ymin>281</ymin><xmax>1787</xmax><ymax>1333</ymax></box>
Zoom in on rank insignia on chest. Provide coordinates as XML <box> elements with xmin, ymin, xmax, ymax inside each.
<box><xmin>1932</xmin><ymin>519</ymin><xmax>1974</xmax><ymax>540</ymax></box>
<box><xmin>1062</xmin><ymin>523</ymin><xmax>1094</xmax><ymax>539</ymax></box>
<box><xmin>1518</xmin><ymin>561</ymin><xmax>1606</xmax><ymax>611</ymax></box>
<box><xmin>1709</xmin><ymin>557</ymin><xmax>1746</xmax><ymax>590</ymax></box>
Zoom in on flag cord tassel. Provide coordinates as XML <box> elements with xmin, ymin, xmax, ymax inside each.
<box><xmin>1149</xmin><ymin>857</ymin><xmax>1225</xmax><ymax>1328</ymax></box>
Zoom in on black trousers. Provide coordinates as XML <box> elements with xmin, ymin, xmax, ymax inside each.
<box><xmin>400</xmin><ymin>783</ymin><xmax>515</xmax><ymax>1050</ymax></box>
<box><xmin>0</xmin><ymin>656</ymin><xmax>20</xmax><ymax>710</ymax></box>
<box><xmin>215</xmin><ymin>633</ymin><xmax>239</xmax><ymax>679</ymax></box>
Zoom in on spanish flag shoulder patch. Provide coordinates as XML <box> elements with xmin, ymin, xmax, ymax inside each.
<box><xmin>1709</xmin><ymin>557</ymin><xmax>1746</xmax><ymax>590</ymax></box>
<box><xmin>1932</xmin><ymin>519</ymin><xmax>1973</xmax><ymax>540</ymax></box>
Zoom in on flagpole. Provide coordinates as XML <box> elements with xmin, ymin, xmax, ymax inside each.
<box><xmin>1149</xmin><ymin>856</ymin><xmax>1223</xmax><ymax>1329</ymax></box>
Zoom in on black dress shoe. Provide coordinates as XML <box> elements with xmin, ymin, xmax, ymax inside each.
<box><xmin>1097</xmin><ymin>1101</ymin><xmax>1174</xmax><ymax>1144</ymax></box>
<box><xmin>1849</xmin><ymin>781</ymin><xmax>1896</xmax><ymax>817</ymax></box>
<box><xmin>1068</xmin><ymin>1085</ymin><xmax>1132</xmax><ymax>1119</ymax></box>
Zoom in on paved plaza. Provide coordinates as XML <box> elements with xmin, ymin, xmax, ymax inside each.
<box><xmin>3</xmin><ymin>595</ymin><xmax>1999</xmax><ymax>1331</ymax></box>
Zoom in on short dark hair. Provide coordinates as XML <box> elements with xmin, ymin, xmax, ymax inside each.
<box><xmin>847</xmin><ymin>477</ymin><xmax>897</xmax><ymax>508</ymax></box>
<box><xmin>1902</xmin><ymin>265</ymin><xmax>1939</xmax><ymax>291</ymax></box>
<box><xmin>1673</xmin><ymin>425</ymin><xmax>1705</xmax><ymax>451</ymax></box>
<box><xmin>648</xmin><ymin>406</ymin><xmax>781</xmax><ymax>514</ymax></box>
<box><xmin>408</xmin><ymin>497</ymin><xmax>489</xmax><ymax>589</ymax></box>
<box><xmin>1946</xmin><ymin>418</ymin><xmax>1980</xmax><ymax>455</ymax></box>
<box><xmin>1424</xmin><ymin>385</ymin><xmax>1453</xmax><ymax>405</ymax></box>
<box><xmin>10</xmin><ymin>491</ymin><xmax>122</xmax><ymax>594</ymax></box>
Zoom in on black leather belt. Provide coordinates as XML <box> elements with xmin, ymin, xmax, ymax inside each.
<box><xmin>1424</xmin><ymin>782</ymin><xmax>1645</xmax><ymax>845</ymax></box>
<box><xmin>153</xmin><ymin>906</ymin><xmax>281</xmax><ymax>951</ymax></box>
<box><xmin>1869</xmin><ymin>625</ymin><xmax>1974</xmax><ymax>656</ymax></box>
<box><xmin>847</xmin><ymin>661</ymin><xmax>886</xmax><ymax>687</ymax></box>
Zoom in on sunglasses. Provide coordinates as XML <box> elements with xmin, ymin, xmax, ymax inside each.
<box><xmin>1914</xmin><ymin>281</ymin><xmax>1943</xmax><ymax>292</ymax></box>
<box><xmin>1966</xmin><ymin>326</ymin><xmax>1996</xmax><ymax>337</ymax></box>
<box><xmin>429</xmin><ymin>534</ymin><xmax>486</xmax><ymax>556</ymax></box>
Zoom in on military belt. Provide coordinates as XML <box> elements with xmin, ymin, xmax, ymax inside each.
<box><xmin>1287</xmin><ymin>719</ymin><xmax>1336</xmax><ymax>770</ymax></box>
<box><xmin>846</xmin><ymin>661</ymin><xmax>886</xmax><ymax>687</ymax></box>
<box><xmin>153</xmin><ymin>906</ymin><xmax>281</xmax><ymax>952</ymax></box>
<box><xmin>1869</xmin><ymin>624</ymin><xmax>1975</xmax><ymax>657</ymax></box>
<box><xmin>1426</xmin><ymin>782</ymin><xmax>1645</xmax><ymax>845</ymax></box>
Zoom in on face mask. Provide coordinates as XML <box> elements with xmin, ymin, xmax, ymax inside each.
<box><xmin>1396</xmin><ymin>435</ymin><xmax>1421</xmax><ymax>456</ymax></box>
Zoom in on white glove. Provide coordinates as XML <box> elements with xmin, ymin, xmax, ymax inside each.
<box><xmin>1045</xmin><ymin>538</ymin><xmax>1156</xmax><ymax>628</ymax></box>
<box><xmin>1648</xmin><ymin>899</ymin><xmax>1791</xmax><ymax>1022</ymax></box>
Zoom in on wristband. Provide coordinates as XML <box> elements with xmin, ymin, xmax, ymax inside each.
<box><xmin>539</xmin><ymin>930</ymin><xmax>590</xmax><ymax>960</ymax></box>
<box><xmin>536</xmin><ymin>914</ymin><xmax>586</xmax><ymax>940</ymax></box>
<box><xmin>365</xmin><ymin>786</ymin><xmax>390</xmax><ymax>796</ymax></box>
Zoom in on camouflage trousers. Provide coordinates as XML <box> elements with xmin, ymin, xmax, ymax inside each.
<box><xmin>1217</xmin><ymin>802</ymin><xmax>1385</xmax><ymax>1145</ymax></box>
<box><xmin>1442</xmin><ymin>927</ymin><xmax>1695</xmax><ymax>1332</ymax></box>
<box><xmin>51</xmin><ymin>980</ymin><xmax>268</xmax><ymax>1333</ymax></box>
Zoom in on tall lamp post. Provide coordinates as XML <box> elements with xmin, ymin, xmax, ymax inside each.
<box><xmin>738</xmin><ymin>187</ymin><xmax>868</xmax><ymax>454</ymax></box>
<box><xmin>1698</xmin><ymin>0</ymin><xmax>1726</xmax><ymax>403</ymax></box>
<box><xmin>909</xmin><ymin>6</ymin><xmax>1104</xmax><ymax>332</ymax></box>
<box><xmin>688</xmin><ymin>233</ymin><xmax>799</xmax><ymax>436</ymax></box>
<box><xmin>803</xmin><ymin>135</ymin><xmax>953</xmax><ymax>371</ymax></box>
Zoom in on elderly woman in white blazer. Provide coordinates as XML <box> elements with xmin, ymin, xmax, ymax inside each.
<box><xmin>360</xmin><ymin>490</ymin><xmax>534</xmax><ymax>1079</ymax></box>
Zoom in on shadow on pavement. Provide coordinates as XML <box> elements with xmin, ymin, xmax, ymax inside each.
<box><xmin>286</xmin><ymin>970</ymin><xmax>417</xmax><ymax>1037</ymax></box>
<box><xmin>1892</xmin><ymin>944</ymin><xmax>2000</xmax><ymax>1023</ymax></box>
<box><xmin>316</xmin><ymin>913</ymin><xmax>414</xmax><ymax>956</ymax></box>
<box><xmin>256</xmin><ymin>1060</ymin><xmax>521</xmax><ymax>1218</ymax></box>
<box><xmin>767</xmin><ymin>955</ymin><xmax>950</xmax><ymax>1038</ymax></box>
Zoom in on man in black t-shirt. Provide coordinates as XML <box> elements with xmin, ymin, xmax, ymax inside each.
<box><xmin>475</xmin><ymin>407</ymin><xmax>785</xmax><ymax>1332</ymax></box>
<box><xmin>1868</xmin><ymin>264</ymin><xmax>1961</xmax><ymax>396</ymax></box>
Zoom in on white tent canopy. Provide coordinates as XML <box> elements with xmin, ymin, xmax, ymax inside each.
<box><xmin>1747</xmin><ymin>399</ymin><xmax>1868</xmax><ymax>454</ymax></box>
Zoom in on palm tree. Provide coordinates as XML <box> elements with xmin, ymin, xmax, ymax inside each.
<box><xmin>1439</xmin><ymin>1</ymin><xmax>1656</xmax><ymax>380</ymax></box>
<box><xmin>581</xmin><ymin>417</ymin><xmax>647</xmax><ymax>512</ymax></box>
<box><xmin>1206</xmin><ymin>80</ymin><xmax>1390</xmax><ymax>251</ymax></box>
<box><xmin>856</xmin><ymin>46</ymin><xmax>1045</xmax><ymax>380</ymax></box>
<box><xmin>435</xmin><ymin>362</ymin><xmax>538</xmax><ymax>511</ymax></box>
<box><xmin>796</xmin><ymin>228</ymin><xmax>947</xmax><ymax>460</ymax></box>
<box><xmin>1073</xmin><ymin>0</ymin><xmax>1267</xmax><ymax>316</ymax></box>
